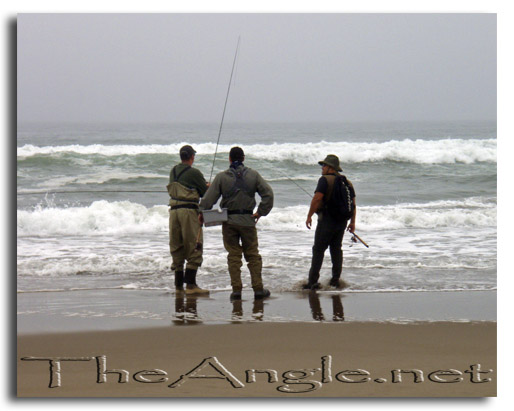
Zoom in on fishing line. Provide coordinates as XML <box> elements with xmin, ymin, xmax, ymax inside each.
<box><xmin>17</xmin><ymin>190</ymin><xmax>166</xmax><ymax>195</ymax></box>
<box><xmin>208</xmin><ymin>36</ymin><xmax>241</xmax><ymax>183</ymax></box>
<box><xmin>276</xmin><ymin>172</ymin><xmax>313</xmax><ymax>198</ymax></box>
<box><xmin>250</xmin><ymin>157</ymin><xmax>313</xmax><ymax>199</ymax></box>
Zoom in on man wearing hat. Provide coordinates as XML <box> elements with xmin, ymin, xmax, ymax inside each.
<box><xmin>167</xmin><ymin>145</ymin><xmax>210</xmax><ymax>295</ymax></box>
<box><xmin>304</xmin><ymin>154</ymin><xmax>356</xmax><ymax>289</ymax></box>
<box><xmin>199</xmin><ymin>146</ymin><xmax>274</xmax><ymax>301</ymax></box>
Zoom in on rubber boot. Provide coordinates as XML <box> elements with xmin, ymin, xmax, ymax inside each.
<box><xmin>254</xmin><ymin>288</ymin><xmax>271</xmax><ymax>299</ymax></box>
<box><xmin>303</xmin><ymin>269</ymin><xmax>320</xmax><ymax>290</ymax></box>
<box><xmin>175</xmin><ymin>271</ymin><xmax>184</xmax><ymax>292</ymax></box>
<box><xmin>184</xmin><ymin>268</ymin><xmax>209</xmax><ymax>295</ymax></box>
<box><xmin>230</xmin><ymin>288</ymin><xmax>242</xmax><ymax>301</ymax></box>
<box><xmin>329</xmin><ymin>277</ymin><xmax>341</xmax><ymax>288</ymax></box>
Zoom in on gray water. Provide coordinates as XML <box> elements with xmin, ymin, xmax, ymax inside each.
<box><xmin>17</xmin><ymin>121</ymin><xmax>497</xmax><ymax>294</ymax></box>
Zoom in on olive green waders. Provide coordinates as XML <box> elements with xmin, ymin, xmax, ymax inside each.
<box><xmin>168</xmin><ymin>207</ymin><xmax>203</xmax><ymax>271</ymax></box>
<box><xmin>167</xmin><ymin>181</ymin><xmax>203</xmax><ymax>289</ymax></box>
<box><xmin>222</xmin><ymin>223</ymin><xmax>263</xmax><ymax>292</ymax></box>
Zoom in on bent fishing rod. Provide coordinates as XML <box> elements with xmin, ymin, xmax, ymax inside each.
<box><xmin>209</xmin><ymin>36</ymin><xmax>241</xmax><ymax>184</ymax></box>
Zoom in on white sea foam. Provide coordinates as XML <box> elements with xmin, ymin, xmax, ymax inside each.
<box><xmin>34</xmin><ymin>172</ymin><xmax>165</xmax><ymax>189</ymax></box>
<box><xmin>17</xmin><ymin>197</ymin><xmax>496</xmax><ymax>237</ymax></box>
<box><xmin>17</xmin><ymin>138</ymin><xmax>497</xmax><ymax>164</ymax></box>
<box><xmin>17</xmin><ymin>200</ymin><xmax>169</xmax><ymax>236</ymax></box>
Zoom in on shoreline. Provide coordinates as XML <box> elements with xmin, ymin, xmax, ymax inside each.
<box><xmin>17</xmin><ymin>289</ymin><xmax>496</xmax><ymax>335</ymax></box>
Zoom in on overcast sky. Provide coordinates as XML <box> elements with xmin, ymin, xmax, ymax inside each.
<box><xmin>17</xmin><ymin>13</ymin><xmax>496</xmax><ymax>123</ymax></box>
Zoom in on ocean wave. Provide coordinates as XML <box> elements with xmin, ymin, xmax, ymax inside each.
<box><xmin>17</xmin><ymin>197</ymin><xmax>497</xmax><ymax>236</ymax></box>
<box><xmin>257</xmin><ymin>197</ymin><xmax>496</xmax><ymax>231</ymax></box>
<box><xmin>35</xmin><ymin>172</ymin><xmax>166</xmax><ymax>189</ymax></box>
<box><xmin>17</xmin><ymin>200</ymin><xmax>168</xmax><ymax>236</ymax></box>
<box><xmin>17</xmin><ymin>138</ymin><xmax>497</xmax><ymax>164</ymax></box>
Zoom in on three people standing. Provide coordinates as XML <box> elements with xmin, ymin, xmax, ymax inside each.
<box><xmin>168</xmin><ymin>146</ymin><xmax>356</xmax><ymax>298</ymax></box>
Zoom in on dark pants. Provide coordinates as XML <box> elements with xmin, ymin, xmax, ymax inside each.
<box><xmin>308</xmin><ymin>213</ymin><xmax>348</xmax><ymax>285</ymax></box>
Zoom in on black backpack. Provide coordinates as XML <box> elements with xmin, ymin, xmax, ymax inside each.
<box><xmin>324</xmin><ymin>175</ymin><xmax>353</xmax><ymax>221</ymax></box>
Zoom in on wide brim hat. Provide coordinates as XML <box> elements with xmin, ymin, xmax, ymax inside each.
<box><xmin>318</xmin><ymin>154</ymin><xmax>342</xmax><ymax>172</ymax></box>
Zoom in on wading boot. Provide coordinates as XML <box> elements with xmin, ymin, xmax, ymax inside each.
<box><xmin>184</xmin><ymin>268</ymin><xmax>209</xmax><ymax>295</ymax></box>
<box><xmin>302</xmin><ymin>282</ymin><xmax>320</xmax><ymax>290</ymax></box>
<box><xmin>175</xmin><ymin>271</ymin><xmax>184</xmax><ymax>293</ymax></box>
<box><xmin>230</xmin><ymin>289</ymin><xmax>242</xmax><ymax>301</ymax></box>
<box><xmin>329</xmin><ymin>277</ymin><xmax>341</xmax><ymax>288</ymax></box>
<box><xmin>254</xmin><ymin>288</ymin><xmax>271</xmax><ymax>299</ymax></box>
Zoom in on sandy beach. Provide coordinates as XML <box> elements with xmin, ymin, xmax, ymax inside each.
<box><xmin>17</xmin><ymin>322</ymin><xmax>496</xmax><ymax>397</ymax></box>
<box><xmin>17</xmin><ymin>290</ymin><xmax>496</xmax><ymax>397</ymax></box>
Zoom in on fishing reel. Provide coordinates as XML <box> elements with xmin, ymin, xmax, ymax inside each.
<box><xmin>349</xmin><ymin>232</ymin><xmax>369</xmax><ymax>248</ymax></box>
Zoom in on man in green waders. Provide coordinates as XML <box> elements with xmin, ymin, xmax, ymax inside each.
<box><xmin>167</xmin><ymin>145</ymin><xmax>210</xmax><ymax>295</ymax></box>
<box><xmin>199</xmin><ymin>147</ymin><xmax>274</xmax><ymax>301</ymax></box>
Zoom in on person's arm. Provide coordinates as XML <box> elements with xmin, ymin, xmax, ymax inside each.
<box><xmin>200</xmin><ymin>174</ymin><xmax>222</xmax><ymax>210</ymax></box>
<box><xmin>306</xmin><ymin>192</ymin><xmax>324</xmax><ymax>229</ymax></box>
<box><xmin>198</xmin><ymin>174</ymin><xmax>222</xmax><ymax>225</ymax></box>
<box><xmin>254</xmin><ymin>172</ymin><xmax>274</xmax><ymax>222</ymax></box>
<box><xmin>306</xmin><ymin>177</ymin><xmax>327</xmax><ymax>229</ymax></box>
<box><xmin>192</xmin><ymin>169</ymin><xmax>208</xmax><ymax>198</ymax></box>
<box><xmin>347</xmin><ymin>198</ymin><xmax>356</xmax><ymax>233</ymax></box>
<box><xmin>346</xmin><ymin>179</ymin><xmax>356</xmax><ymax>233</ymax></box>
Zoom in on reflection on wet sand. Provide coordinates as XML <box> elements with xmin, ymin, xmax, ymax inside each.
<box><xmin>252</xmin><ymin>299</ymin><xmax>264</xmax><ymax>321</ymax></box>
<box><xmin>308</xmin><ymin>291</ymin><xmax>344</xmax><ymax>322</ymax></box>
<box><xmin>232</xmin><ymin>298</ymin><xmax>265</xmax><ymax>322</ymax></box>
<box><xmin>231</xmin><ymin>299</ymin><xmax>243</xmax><ymax>322</ymax></box>
<box><xmin>172</xmin><ymin>294</ymin><xmax>202</xmax><ymax>325</ymax></box>
<box><xmin>171</xmin><ymin>291</ymin><xmax>344</xmax><ymax>325</ymax></box>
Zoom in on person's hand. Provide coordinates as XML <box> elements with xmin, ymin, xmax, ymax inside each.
<box><xmin>347</xmin><ymin>222</ymin><xmax>355</xmax><ymax>233</ymax></box>
<box><xmin>198</xmin><ymin>213</ymin><xmax>204</xmax><ymax>225</ymax></box>
<box><xmin>306</xmin><ymin>215</ymin><xmax>312</xmax><ymax>229</ymax></box>
<box><xmin>252</xmin><ymin>212</ymin><xmax>261</xmax><ymax>223</ymax></box>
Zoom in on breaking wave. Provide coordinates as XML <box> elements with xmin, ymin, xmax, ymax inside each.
<box><xmin>17</xmin><ymin>197</ymin><xmax>496</xmax><ymax>237</ymax></box>
<box><xmin>18</xmin><ymin>138</ymin><xmax>496</xmax><ymax>165</ymax></box>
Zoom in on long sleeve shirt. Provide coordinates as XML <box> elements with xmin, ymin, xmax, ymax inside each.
<box><xmin>200</xmin><ymin>165</ymin><xmax>274</xmax><ymax>226</ymax></box>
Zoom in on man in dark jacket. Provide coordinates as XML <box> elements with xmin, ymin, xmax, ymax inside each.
<box><xmin>199</xmin><ymin>147</ymin><xmax>274</xmax><ymax>301</ymax></box>
<box><xmin>305</xmin><ymin>154</ymin><xmax>356</xmax><ymax>289</ymax></box>
<box><xmin>167</xmin><ymin>145</ymin><xmax>210</xmax><ymax>295</ymax></box>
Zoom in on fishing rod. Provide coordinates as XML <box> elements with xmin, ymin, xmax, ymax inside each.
<box><xmin>350</xmin><ymin>232</ymin><xmax>369</xmax><ymax>248</ymax></box>
<box><xmin>208</xmin><ymin>36</ymin><xmax>241</xmax><ymax>183</ymax></box>
<box><xmin>269</xmin><ymin>164</ymin><xmax>369</xmax><ymax>247</ymax></box>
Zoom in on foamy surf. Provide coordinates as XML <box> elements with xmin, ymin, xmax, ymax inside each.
<box><xmin>17</xmin><ymin>197</ymin><xmax>496</xmax><ymax>236</ymax></box>
<box><xmin>17</xmin><ymin>138</ymin><xmax>497</xmax><ymax>164</ymax></box>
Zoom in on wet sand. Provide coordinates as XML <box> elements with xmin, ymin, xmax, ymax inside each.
<box><xmin>17</xmin><ymin>290</ymin><xmax>496</xmax><ymax>397</ymax></box>
<box><xmin>17</xmin><ymin>289</ymin><xmax>497</xmax><ymax>333</ymax></box>
<box><xmin>17</xmin><ymin>322</ymin><xmax>496</xmax><ymax>397</ymax></box>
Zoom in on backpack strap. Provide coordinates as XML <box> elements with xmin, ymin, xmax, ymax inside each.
<box><xmin>323</xmin><ymin>175</ymin><xmax>336</xmax><ymax>202</ymax></box>
<box><xmin>226</xmin><ymin>167</ymin><xmax>250</xmax><ymax>198</ymax></box>
<box><xmin>172</xmin><ymin>165</ymin><xmax>191</xmax><ymax>182</ymax></box>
